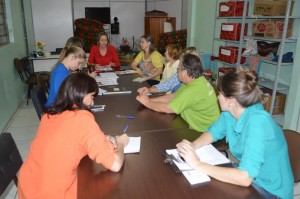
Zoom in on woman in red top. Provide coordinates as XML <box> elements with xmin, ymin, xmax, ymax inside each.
<box><xmin>88</xmin><ymin>32</ymin><xmax>120</xmax><ymax>70</ymax></box>
<box><xmin>18</xmin><ymin>72</ymin><xmax>128</xmax><ymax>199</ymax></box>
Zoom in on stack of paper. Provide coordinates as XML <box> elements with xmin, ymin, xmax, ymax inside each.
<box><xmin>115</xmin><ymin>70</ymin><xmax>138</xmax><ymax>75</ymax></box>
<box><xmin>95</xmin><ymin>72</ymin><xmax>119</xmax><ymax>86</ymax></box>
<box><xmin>166</xmin><ymin>144</ymin><xmax>230</xmax><ymax>185</ymax></box>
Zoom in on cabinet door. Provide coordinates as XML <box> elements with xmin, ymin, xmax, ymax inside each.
<box><xmin>144</xmin><ymin>16</ymin><xmax>176</xmax><ymax>45</ymax></box>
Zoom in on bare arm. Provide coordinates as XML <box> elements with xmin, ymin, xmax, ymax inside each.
<box><xmin>193</xmin><ymin>132</ymin><xmax>215</xmax><ymax>148</ymax></box>
<box><xmin>109</xmin><ymin>134</ymin><xmax>129</xmax><ymax>172</ymax></box>
<box><xmin>137</xmin><ymin>86</ymin><xmax>159</xmax><ymax>95</ymax></box>
<box><xmin>177</xmin><ymin>139</ymin><xmax>253</xmax><ymax>187</ymax></box>
<box><xmin>151</xmin><ymin>93</ymin><xmax>175</xmax><ymax>103</ymax></box>
<box><xmin>136</xmin><ymin>93</ymin><xmax>175</xmax><ymax>113</ymax></box>
<box><xmin>131</xmin><ymin>61</ymin><xmax>143</xmax><ymax>76</ymax></box>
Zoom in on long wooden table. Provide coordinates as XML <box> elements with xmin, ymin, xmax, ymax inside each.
<box><xmin>77</xmin><ymin>73</ymin><xmax>262</xmax><ymax>199</ymax></box>
<box><xmin>93</xmin><ymin>74</ymin><xmax>188</xmax><ymax>135</ymax></box>
<box><xmin>78</xmin><ymin>129</ymin><xmax>262</xmax><ymax>199</ymax></box>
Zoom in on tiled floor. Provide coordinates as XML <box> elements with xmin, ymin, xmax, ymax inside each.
<box><xmin>1</xmin><ymin>100</ymin><xmax>300</xmax><ymax>198</ymax></box>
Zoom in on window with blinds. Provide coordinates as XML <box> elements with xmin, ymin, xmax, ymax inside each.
<box><xmin>0</xmin><ymin>0</ymin><xmax>9</xmax><ymax>46</ymax></box>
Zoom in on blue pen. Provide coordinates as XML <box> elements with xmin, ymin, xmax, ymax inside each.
<box><xmin>123</xmin><ymin>125</ymin><xmax>129</xmax><ymax>134</ymax></box>
<box><xmin>116</xmin><ymin>115</ymin><xmax>135</xmax><ymax>119</ymax></box>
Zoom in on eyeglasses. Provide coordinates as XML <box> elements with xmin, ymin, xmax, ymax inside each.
<box><xmin>177</xmin><ymin>68</ymin><xmax>184</xmax><ymax>72</ymax></box>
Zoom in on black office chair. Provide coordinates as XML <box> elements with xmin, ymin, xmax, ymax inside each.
<box><xmin>283</xmin><ymin>129</ymin><xmax>300</xmax><ymax>182</ymax></box>
<box><xmin>31</xmin><ymin>85</ymin><xmax>48</xmax><ymax>120</ymax></box>
<box><xmin>0</xmin><ymin>132</ymin><xmax>23</xmax><ymax>196</ymax></box>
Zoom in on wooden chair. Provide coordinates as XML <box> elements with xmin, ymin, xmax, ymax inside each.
<box><xmin>37</xmin><ymin>73</ymin><xmax>50</xmax><ymax>96</ymax></box>
<box><xmin>0</xmin><ymin>133</ymin><xmax>23</xmax><ymax>196</ymax></box>
<box><xmin>14</xmin><ymin>57</ymin><xmax>50</xmax><ymax>105</ymax></box>
<box><xmin>283</xmin><ymin>129</ymin><xmax>300</xmax><ymax>182</ymax></box>
<box><xmin>14</xmin><ymin>58</ymin><xmax>37</xmax><ymax>105</ymax></box>
<box><xmin>31</xmin><ymin>85</ymin><xmax>48</xmax><ymax>120</ymax></box>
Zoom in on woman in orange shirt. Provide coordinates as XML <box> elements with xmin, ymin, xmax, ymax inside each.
<box><xmin>18</xmin><ymin>72</ymin><xmax>128</xmax><ymax>199</ymax></box>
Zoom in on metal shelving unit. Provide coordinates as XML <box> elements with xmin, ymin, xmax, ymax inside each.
<box><xmin>212</xmin><ymin>0</ymin><xmax>300</xmax><ymax>119</ymax></box>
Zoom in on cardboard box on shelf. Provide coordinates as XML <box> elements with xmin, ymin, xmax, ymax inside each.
<box><xmin>219</xmin><ymin>1</ymin><xmax>248</xmax><ymax>17</ymax></box>
<box><xmin>261</xmin><ymin>87</ymin><xmax>286</xmax><ymax>115</ymax></box>
<box><xmin>218</xmin><ymin>46</ymin><xmax>246</xmax><ymax>64</ymax></box>
<box><xmin>252</xmin><ymin>20</ymin><xmax>293</xmax><ymax>39</ymax></box>
<box><xmin>253</xmin><ymin>0</ymin><xmax>294</xmax><ymax>16</ymax></box>
<box><xmin>220</xmin><ymin>23</ymin><xmax>248</xmax><ymax>41</ymax></box>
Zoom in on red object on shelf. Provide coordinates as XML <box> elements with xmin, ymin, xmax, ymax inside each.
<box><xmin>220</xmin><ymin>23</ymin><xmax>248</xmax><ymax>41</ymax></box>
<box><xmin>218</xmin><ymin>67</ymin><xmax>236</xmax><ymax>77</ymax></box>
<box><xmin>218</xmin><ymin>46</ymin><xmax>246</xmax><ymax>64</ymax></box>
<box><xmin>219</xmin><ymin>1</ymin><xmax>248</xmax><ymax>17</ymax></box>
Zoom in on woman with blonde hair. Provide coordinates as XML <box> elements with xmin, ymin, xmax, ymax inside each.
<box><xmin>45</xmin><ymin>46</ymin><xmax>86</xmax><ymax>106</ymax></box>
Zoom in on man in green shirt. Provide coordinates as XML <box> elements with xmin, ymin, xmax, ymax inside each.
<box><xmin>136</xmin><ymin>54</ymin><xmax>220</xmax><ymax>132</ymax></box>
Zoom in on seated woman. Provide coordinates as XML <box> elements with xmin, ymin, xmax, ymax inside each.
<box><xmin>176</xmin><ymin>67</ymin><xmax>294</xmax><ymax>199</ymax></box>
<box><xmin>161</xmin><ymin>44</ymin><xmax>182</xmax><ymax>83</ymax></box>
<box><xmin>137</xmin><ymin>47</ymin><xmax>198</xmax><ymax>94</ymax></box>
<box><xmin>18</xmin><ymin>72</ymin><xmax>128</xmax><ymax>199</ymax></box>
<box><xmin>45</xmin><ymin>46</ymin><xmax>87</xmax><ymax>107</ymax></box>
<box><xmin>131</xmin><ymin>34</ymin><xmax>164</xmax><ymax>86</ymax></box>
<box><xmin>88</xmin><ymin>32</ymin><xmax>120</xmax><ymax>70</ymax></box>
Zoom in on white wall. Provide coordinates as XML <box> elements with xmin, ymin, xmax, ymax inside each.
<box><xmin>30</xmin><ymin>0</ymin><xmax>186</xmax><ymax>51</ymax></box>
<box><xmin>147</xmin><ymin>0</ymin><xmax>183</xmax><ymax>30</ymax></box>
<box><xmin>31</xmin><ymin>0</ymin><xmax>74</xmax><ymax>52</ymax></box>
<box><xmin>73</xmin><ymin>0</ymin><xmax>145</xmax><ymax>48</ymax></box>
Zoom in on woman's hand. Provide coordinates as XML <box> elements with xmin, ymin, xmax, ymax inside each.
<box><xmin>116</xmin><ymin>134</ymin><xmax>129</xmax><ymax>148</ymax></box>
<box><xmin>88</xmin><ymin>71</ymin><xmax>97</xmax><ymax>78</ymax></box>
<box><xmin>109</xmin><ymin>62</ymin><xmax>115</xmax><ymax>67</ymax></box>
<box><xmin>137</xmin><ymin>87</ymin><xmax>151</xmax><ymax>95</ymax></box>
<box><xmin>136</xmin><ymin>69</ymin><xmax>144</xmax><ymax>77</ymax></box>
<box><xmin>176</xmin><ymin>139</ymin><xmax>202</xmax><ymax>170</ymax></box>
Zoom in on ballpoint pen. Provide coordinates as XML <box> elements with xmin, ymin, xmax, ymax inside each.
<box><xmin>123</xmin><ymin>125</ymin><xmax>129</xmax><ymax>134</ymax></box>
<box><xmin>116</xmin><ymin>115</ymin><xmax>135</xmax><ymax>119</ymax></box>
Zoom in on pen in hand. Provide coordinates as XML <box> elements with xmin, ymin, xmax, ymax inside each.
<box><xmin>123</xmin><ymin>125</ymin><xmax>129</xmax><ymax>134</ymax></box>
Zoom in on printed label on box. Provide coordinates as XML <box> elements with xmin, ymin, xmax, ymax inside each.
<box><xmin>222</xmin><ymin>24</ymin><xmax>234</xmax><ymax>31</ymax></box>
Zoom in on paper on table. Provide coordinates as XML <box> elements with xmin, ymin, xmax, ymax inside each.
<box><xmin>124</xmin><ymin>137</ymin><xmax>141</xmax><ymax>154</ymax></box>
<box><xmin>98</xmin><ymin>88</ymin><xmax>107</xmax><ymax>95</ymax></box>
<box><xmin>100</xmin><ymin>72</ymin><xmax>119</xmax><ymax>78</ymax></box>
<box><xmin>166</xmin><ymin>144</ymin><xmax>230</xmax><ymax>171</ymax></box>
<box><xmin>95</xmin><ymin>77</ymin><xmax>118</xmax><ymax>86</ymax></box>
<box><xmin>115</xmin><ymin>70</ymin><xmax>138</xmax><ymax>75</ymax></box>
<box><xmin>182</xmin><ymin>170</ymin><xmax>211</xmax><ymax>185</ymax></box>
<box><xmin>132</xmin><ymin>77</ymin><xmax>148</xmax><ymax>83</ymax></box>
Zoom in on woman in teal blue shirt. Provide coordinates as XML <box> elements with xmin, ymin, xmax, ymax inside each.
<box><xmin>177</xmin><ymin>67</ymin><xmax>294</xmax><ymax>199</ymax></box>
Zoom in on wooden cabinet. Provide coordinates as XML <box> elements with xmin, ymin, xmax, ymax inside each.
<box><xmin>144</xmin><ymin>16</ymin><xmax>176</xmax><ymax>45</ymax></box>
